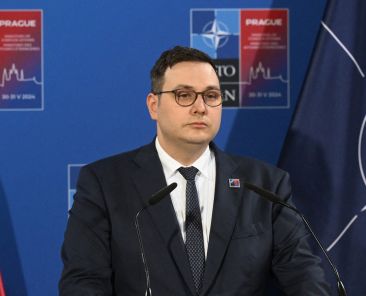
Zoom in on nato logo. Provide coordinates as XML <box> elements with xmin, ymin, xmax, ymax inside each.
<box><xmin>191</xmin><ymin>10</ymin><xmax>239</xmax><ymax>59</ymax></box>
<box><xmin>67</xmin><ymin>164</ymin><xmax>84</xmax><ymax>211</ymax></box>
<box><xmin>191</xmin><ymin>9</ymin><xmax>289</xmax><ymax>109</ymax></box>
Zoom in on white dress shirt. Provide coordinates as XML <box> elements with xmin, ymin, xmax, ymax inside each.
<box><xmin>155</xmin><ymin>138</ymin><xmax>216</xmax><ymax>258</ymax></box>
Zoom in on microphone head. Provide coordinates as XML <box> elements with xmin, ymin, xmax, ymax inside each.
<box><xmin>244</xmin><ymin>182</ymin><xmax>279</xmax><ymax>204</ymax></box>
<box><xmin>148</xmin><ymin>182</ymin><xmax>177</xmax><ymax>206</ymax></box>
<box><xmin>244</xmin><ymin>182</ymin><xmax>298</xmax><ymax>213</ymax></box>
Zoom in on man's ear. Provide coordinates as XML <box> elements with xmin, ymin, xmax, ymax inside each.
<box><xmin>146</xmin><ymin>93</ymin><xmax>158</xmax><ymax>120</ymax></box>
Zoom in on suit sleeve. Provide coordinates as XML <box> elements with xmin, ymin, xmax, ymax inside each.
<box><xmin>59</xmin><ymin>165</ymin><xmax>113</xmax><ymax>296</ymax></box>
<box><xmin>271</xmin><ymin>172</ymin><xmax>331</xmax><ymax>295</ymax></box>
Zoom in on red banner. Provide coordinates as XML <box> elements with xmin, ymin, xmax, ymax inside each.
<box><xmin>0</xmin><ymin>272</ymin><xmax>6</xmax><ymax>296</ymax></box>
<box><xmin>0</xmin><ymin>10</ymin><xmax>43</xmax><ymax>110</ymax></box>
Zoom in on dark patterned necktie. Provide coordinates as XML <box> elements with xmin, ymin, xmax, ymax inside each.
<box><xmin>178</xmin><ymin>166</ymin><xmax>205</xmax><ymax>294</ymax></box>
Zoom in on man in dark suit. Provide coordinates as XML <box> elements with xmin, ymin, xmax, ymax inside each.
<box><xmin>59</xmin><ymin>46</ymin><xmax>330</xmax><ymax>295</ymax></box>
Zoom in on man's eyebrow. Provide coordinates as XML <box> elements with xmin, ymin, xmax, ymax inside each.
<box><xmin>173</xmin><ymin>84</ymin><xmax>221</xmax><ymax>90</ymax></box>
<box><xmin>173</xmin><ymin>84</ymin><xmax>194</xmax><ymax>89</ymax></box>
<box><xmin>205</xmin><ymin>85</ymin><xmax>221</xmax><ymax>90</ymax></box>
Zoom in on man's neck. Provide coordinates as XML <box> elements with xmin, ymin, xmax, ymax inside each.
<box><xmin>157</xmin><ymin>138</ymin><xmax>209</xmax><ymax>166</ymax></box>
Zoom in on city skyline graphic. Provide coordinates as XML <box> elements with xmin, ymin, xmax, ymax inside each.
<box><xmin>0</xmin><ymin>63</ymin><xmax>42</xmax><ymax>88</ymax></box>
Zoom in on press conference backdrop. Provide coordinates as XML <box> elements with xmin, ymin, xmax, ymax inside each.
<box><xmin>0</xmin><ymin>0</ymin><xmax>327</xmax><ymax>295</ymax></box>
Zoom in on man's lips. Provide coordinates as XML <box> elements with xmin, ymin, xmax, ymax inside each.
<box><xmin>187</xmin><ymin>121</ymin><xmax>208</xmax><ymax>128</ymax></box>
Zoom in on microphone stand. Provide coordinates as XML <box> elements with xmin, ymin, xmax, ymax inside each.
<box><xmin>135</xmin><ymin>206</ymin><xmax>152</xmax><ymax>296</ymax></box>
<box><xmin>244</xmin><ymin>182</ymin><xmax>347</xmax><ymax>296</ymax></box>
<box><xmin>134</xmin><ymin>182</ymin><xmax>177</xmax><ymax>296</ymax></box>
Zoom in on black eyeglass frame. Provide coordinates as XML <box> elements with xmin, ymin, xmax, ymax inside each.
<box><xmin>153</xmin><ymin>89</ymin><xmax>223</xmax><ymax>107</ymax></box>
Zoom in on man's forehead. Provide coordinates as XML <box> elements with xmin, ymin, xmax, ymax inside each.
<box><xmin>163</xmin><ymin>61</ymin><xmax>220</xmax><ymax>83</ymax></box>
<box><xmin>166</xmin><ymin>61</ymin><xmax>214</xmax><ymax>71</ymax></box>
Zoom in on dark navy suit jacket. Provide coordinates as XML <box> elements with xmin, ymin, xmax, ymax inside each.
<box><xmin>59</xmin><ymin>142</ymin><xmax>330</xmax><ymax>295</ymax></box>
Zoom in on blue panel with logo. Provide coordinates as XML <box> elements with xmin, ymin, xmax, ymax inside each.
<box><xmin>0</xmin><ymin>0</ymin><xmax>327</xmax><ymax>295</ymax></box>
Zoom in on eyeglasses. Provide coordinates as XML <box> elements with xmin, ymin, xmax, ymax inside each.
<box><xmin>153</xmin><ymin>89</ymin><xmax>223</xmax><ymax>107</ymax></box>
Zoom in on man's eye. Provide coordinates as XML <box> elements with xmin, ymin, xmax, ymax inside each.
<box><xmin>205</xmin><ymin>92</ymin><xmax>220</xmax><ymax>99</ymax></box>
<box><xmin>177</xmin><ymin>92</ymin><xmax>193</xmax><ymax>98</ymax></box>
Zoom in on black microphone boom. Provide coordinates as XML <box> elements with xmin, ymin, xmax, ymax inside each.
<box><xmin>135</xmin><ymin>182</ymin><xmax>177</xmax><ymax>296</ymax></box>
<box><xmin>244</xmin><ymin>182</ymin><xmax>347</xmax><ymax>296</ymax></box>
<box><xmin>149</xmin><ymin>182</ymin><xmax>177</xmax><ymax>205</ymax></box>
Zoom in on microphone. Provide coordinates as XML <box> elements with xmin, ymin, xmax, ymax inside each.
<box><xmin>244</xmin><ymin>182</ymin><xmax>347</xmax><ymax>296</ymax></box>
<box><xmin>135</xmin><ymin>182</ymin><xmax>177</xmax><ymax>296</ymax></box>
<box><xmin>148</xmin><ymin>182</ymin><xmax>178</xmax><ymax>206</ymax></box>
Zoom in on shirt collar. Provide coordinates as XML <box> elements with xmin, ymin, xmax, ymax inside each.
<box><xmin>155</xmin><ymin>137</ymin><xmax>212</xmax><ymax>179</ymax></box>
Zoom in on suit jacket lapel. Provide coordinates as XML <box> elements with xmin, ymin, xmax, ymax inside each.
<box><xmin>131</xmin><ymin>142</ymin><xmax>196</xmax><ymax>296</ymax></box>
<box><xmin>201</xmin><ymin>145</ymin><xmax>244</xmax><ymax>295</ymax></box>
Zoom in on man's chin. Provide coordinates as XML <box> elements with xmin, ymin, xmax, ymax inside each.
<box><xmin>183</xmin><ymin>136</ymin><xmax>212</xmax><ymax>146</ymax></box>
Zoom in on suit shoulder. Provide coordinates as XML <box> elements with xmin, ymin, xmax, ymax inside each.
<box><xmin>212</xmin><ymin>143</ymin><xmax>288</xmax><ymax>179</ymax></box>
<box><xmin>235</xmin><ymin>154</ymin><xmax>287</xmax><ymax>175</ymax></box>
<box><xmin>222</xmin><ymin>152</ymin><xmax>290</xmax><ymax>186</ymax></box>
<box><xmin>82</xmin><ymin>143</ymin><xmax>151</xmax><ymax>175</ymax></box>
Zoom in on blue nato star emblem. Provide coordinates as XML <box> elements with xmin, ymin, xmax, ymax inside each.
<box><xmin>201</xmin><ymin>19</ymin><xmax>231</xmax><ymax>50</ymax></box>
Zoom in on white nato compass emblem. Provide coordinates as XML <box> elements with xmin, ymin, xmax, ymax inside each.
<box><xmin>201</xmin><ymin>19</ymin><xmax>230</xmax><ymax>50</ymax></box>
<box><xmin>320</xmin><ymin>20</ymin><xmax>366</xmax><ymax>252</ymax></box>
<box><xmin>358</xmin><ymin>114</ymin><xmax>366</xmax><ymax>190</ymax></box>
<box><xmin>326</xmin><ymin>114</ymin><xmax>366</xmax><ymax>252</ymax></box>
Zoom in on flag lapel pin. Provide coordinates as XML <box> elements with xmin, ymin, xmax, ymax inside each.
<box><xmin>229</xmin><ymin>178</ymin><xmax>240</xmax><ymax>188</ymax></box>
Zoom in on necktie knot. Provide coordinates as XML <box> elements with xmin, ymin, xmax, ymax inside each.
<box><xmin>178</xmin><ymin>166</ymin><xmax>199</xmax><ymax>181</ymax></box>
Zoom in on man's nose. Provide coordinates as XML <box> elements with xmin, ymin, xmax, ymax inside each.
<box><xmin>192</xmin><ymin>94</ymin><xmax>207</xmax><ymax>113</ymax></box>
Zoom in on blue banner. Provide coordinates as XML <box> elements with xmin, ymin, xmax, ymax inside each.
<box><xmin>278</xmin><ymin>0</ymin><xmax>366</xmax><ymax>294</ymax></box>
<box><xmin>0</xmin><ymin>1</ymin><xmax>327</xmax><ymax>294</ymax></box>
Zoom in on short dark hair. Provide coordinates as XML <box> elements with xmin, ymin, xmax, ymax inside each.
<box><xmin>150</xmin><ymin>46</ymin><xmax>217</xmax><ymax>92</ymax></box>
